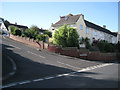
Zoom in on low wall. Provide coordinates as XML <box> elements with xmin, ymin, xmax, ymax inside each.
<box><xmin>60</xmin><ymin>48</ymin><xmax>79</xmax><ymax>58</ymax></box>
<box><xmin>47</xmin><ymin>44</ymin><xmax>118</xmax><ymax>61</ymax></box>
<box><xmin>87</xmin><ymin>52</ymin><xmax>117</xmax><ymax>61</ymax></box>
<box><xmin>10</xmin><ymin>34</ymin><xmax>43</xmax><ymax>49</ymax></box>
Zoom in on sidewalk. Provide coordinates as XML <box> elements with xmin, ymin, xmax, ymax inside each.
<box><xmin>2</xmin><ymin>53</ymin><xmax>16</xmax><ymax>81</ymax></box>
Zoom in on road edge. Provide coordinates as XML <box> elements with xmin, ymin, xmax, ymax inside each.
<box><xmin>2</xmin><ymin>55</ymin><xmax>17</xmax><ymax>81</ymax></box>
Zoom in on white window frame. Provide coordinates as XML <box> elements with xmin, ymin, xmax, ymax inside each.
<box><xmin>86</xmin><ymin>27</ymin><xmax>89</xmax><ymax>34</ymax></box>
<box><xmin>94</xmin><ymin>30</ymin><xmax>97</xmax><ymax>36</ymax></box>
<box><xmin>80</xmin><ymin>25</ymin><xmax>83</xmax><ymax>30</ymax></box>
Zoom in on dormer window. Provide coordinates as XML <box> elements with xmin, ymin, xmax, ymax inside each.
<box><xmin>65</xmin><ymin>16</ymin><xmax>69</xmax><ymax>20</ymax></box>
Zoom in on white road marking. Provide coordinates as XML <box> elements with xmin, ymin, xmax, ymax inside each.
<box><xmin>33</xmin><ymin>78</ymin><xmax>44</xmax><ymax>82</ymax></box>
<box><xmin>9</xmin><ymin>44</ymin><xmax>21</xmax><ymax>49</ymax></box>
<box><xmin>3</xmin><ymin>36</ymin><xmax>6</xmax><ymax>39</ymax></box>
<box><xmin>2</xmin><ymin>63</ymin><xmax>113</xmax><ymax>88</ymax></box>
<box><xmin>57</xmin><ymin>61</ymin><xmax>81</xmax><ymax>70</ymax></box>
<box><xmin>19</xmin><ymin>81</ymin><xmax>31</xmax><ymax>85</ymax></box>
<box><xmin>44</xmin><ymin>77</ymin><xmax>55</xmax><ymax>80</ymax></box>
<box><xmin>27</xmin><ymin>51</ymin><xmax>45</xmax><ymax>58</ymax></box>
<box><xmin>2</xmin><ymin>83</ymin><xmax>17</xmax><ymax>88</ymax></box>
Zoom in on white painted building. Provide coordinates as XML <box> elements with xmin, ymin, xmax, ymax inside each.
<box><xmin>49</xmin><ymin>14</ymin><xmax>117</xmax><ymax>44</ymax></box>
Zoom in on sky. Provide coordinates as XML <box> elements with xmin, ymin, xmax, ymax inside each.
<box><xmin>1</xmin><ymin>2</ymin><xmax>118</xmax><ymax>32</ymax></box>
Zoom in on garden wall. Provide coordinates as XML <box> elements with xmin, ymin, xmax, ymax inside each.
<box><xmin>47</xmin><ymin>45</ymin><xmax>118</xmax><ymax>61</ymax></box>
<box><xmin>10</xmin><ymin>34</ymin><xmax>44</xmax><ymax>49</ymax></box>
<box><xmin>10</xmin><ymin>34</ymin><xmax>119</xmax><ymax>61</ymax></box>
<box><xmin>87</xmin><ymin>52</ymin><xmax>117</xmax><ymax>61</ymax></box>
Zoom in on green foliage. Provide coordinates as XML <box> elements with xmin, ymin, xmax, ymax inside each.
<box><xmin>29</xmin><ymin>25</ymin><xmax>39</xmax><ymax>33</ymax></box>
<box><xmin>116</xmin><ymin>41</ymin><xmax>120</xmax><ymax>52</ymax></box>
<box><xmin>36</xmin><ymin>34</ymin><xmax>44</xmax><ymax>41</ymax></box>
<box><xmin>97</xmin><ymin>40</ymin><xmax>117</xmax><ymax>53</ymax></box>
<box><xmin>79</xmin><ymin>37</ymin><xmax>91</xmax><ymax>49</ymax></box>
<box><xmin>9</xmin><ymin>25</ymin><xmax>21</xmax><ymax>36</ymax></box>
<box><xmin>53</xmin><ymin>24</ymin><xmax>79</xmax><ymax>48</ymax></box>
<box><xmin>43</xmin><ymin>30</ymin><xmax>52</xmax><ymax>37</ymax></box>
<box><xmin>67</xmin><ymin>27</ymin><xmax>79</xmax><ymax>47</ymax></box>
<box><xmin>36</xmin><ymin>34</ymin><xmax>48</xmax><ymax>42</ymax></box>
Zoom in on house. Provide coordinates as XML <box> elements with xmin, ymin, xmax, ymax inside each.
<box><xmin>0</xmin><ymin>20</ymin><xmax>9</xmax><ymax>34</ymax></box>
<box><xmin>7</xmin><ymin>22</ymin><xmax>28</xmax><ymax>33</ymax></box>
<box><xmin>38</xmin><ymin>28</ymin><xmax>47</xmax><ymax>34</ymax></box>
<box><xmin>49</xmin><ymin>13</ymin><xmax>117</xmax><ymax>44</ymax></box>
<box><xmin>113</xmin><ymin>32</ymin><xmax>120</xmax><ymax>43</ymax></box>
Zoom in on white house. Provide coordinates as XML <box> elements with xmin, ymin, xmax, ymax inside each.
<box><xmin>49</xmin><ymin>14</ymin><xmax>117</xmax><ymax>44</ymax></box>
<box><xmin>0</xmin><ymin>20</ymin><xmax>9</xmax><ymax>34</ymax></box>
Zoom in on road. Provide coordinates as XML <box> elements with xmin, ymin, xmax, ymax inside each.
<box><xmin>2</xmin><ymin>36</ymin><xmax>119</xmax><ymax>88</ymax></box>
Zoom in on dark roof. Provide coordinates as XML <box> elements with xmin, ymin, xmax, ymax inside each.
<box><xmin>39</xmin><ymin>28</ymin><xmax>47</xmax><ymax>33</ymax></box>
<box><xmin>3</xmin><ymin>22</ymin><xmax>28</xmax><ymax>30</ymax></box>
<box><xmin>84</xmin><ymin>20</ymin><xmax>117</xmax><ymax>36</ymax></box>
<box><xmin>52</xmin><ymin>14</ymin><xmax>81</xmax><ymax>27</ymax></box>
<box><xmin>9</xmin><ymin>23</ymin><xmax>28</xmax><ymax>29</ymax></box>
<box><xmin>52</xmin><ymin>13</ymin><xmax>117</xmax><ymax>36</ymax></box>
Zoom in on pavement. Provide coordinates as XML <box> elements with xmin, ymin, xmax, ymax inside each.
<box><xmin>1</xmin><ymin>36</ymin><xmax>119</xmax><ymax>88</ymax></box>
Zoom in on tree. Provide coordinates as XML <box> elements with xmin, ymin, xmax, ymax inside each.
<box><xmin>53</xmin><ymin>24</ymin><xmax>68</xmax><ymax>47</ymax></box>
<box><xmin>0</xmin><ymin>17</ymin><xmax>4</xmax><ymax>22</ymax></box>
<box><xmin>30</xmin><ymin>25</ymin><xmax>39</xmax><ymax>33</ymax></box>
<box><xmin>43</xmin><ymin>30</ymin><xmax>52</xmax><ymax>37</ymax></box>
<box><xmin>67</xmin><ymin>27</ymin><xmax>79</xmax><ymax>47</ymax></box>
<box><xmin>8</xmin><ymin>25</ymin><xmax>21</xmax><ymax>36</ymax></box>
<box><xmin>53</xmin><ymin>24</ymin><xmax>79</xmax><ymax>48</ymax></box>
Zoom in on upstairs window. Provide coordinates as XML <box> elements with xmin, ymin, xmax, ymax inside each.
<box><xmin>80</xmin><ymin>25</ymin><xmax>83</xmax><ymax>30</ymax></box>
<box><xmin>100</xmin><ymin>32</ymin><xmax>103</xmax><ymax>37</ymax></box>
<box><xmin>86</xmin><ymin>28</ymin><xmax>89</xmax><ymax>34</ymax></box>
<box><xmin>94</xmin><ymin>30</ymin><xmax>97</xmax><ymax>36</ymax></box>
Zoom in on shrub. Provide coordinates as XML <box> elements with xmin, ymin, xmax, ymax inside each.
<box><xmin>43</xmin><ymin>30</ymin><xmax>52</xmax><ymax>37</ymax></box>
<box><xmin>53</xmin><ymin>24</ymin><xmax>79</xmax><ymax>48</ymax></box>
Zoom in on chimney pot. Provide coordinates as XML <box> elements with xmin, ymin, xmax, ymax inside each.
<box><xmin>15</xmin><ymin>22</ymin><xmax>17</xmax><ymax>25</ymax></box>
<box><xmin>103</xmin><ymin>25</ymin><xmax>106</xmax><ymax>29</ymax></box>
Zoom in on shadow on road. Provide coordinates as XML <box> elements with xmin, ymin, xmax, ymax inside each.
<box><xmin>2</xmin><ymin>43</ymin><xmax>119</xmax><ymax>88</ymax></box>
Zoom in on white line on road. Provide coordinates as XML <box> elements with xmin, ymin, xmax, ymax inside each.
<box><xmin>27</xmin><ymin>51</ymin><xmax>46</xmax><ymax>58</ymax></box>
<box><xmin>2</xmin><ymin>63</ymin><xmax>114</xmax><ymax>88</ymax></box>
<box><xmin>33</xmin><ymin>78</ymin><xmax>44</xmax><ymax>82</ymax></box>
<box><xmin>19</xmin><ymin>81</ymin><xmax>31</xmax><ymax>85</ymax></box>
<box><xmin>3</xmin><ymin>36</ymin><xmax>6</xmax><ymax>39</ymax></box>
<box><xmin>9</xmin><ymin>44</ymin><xmax>21</xmax><ymax>49</ymax></box>
<box><xmin>44</xmin><ymin>77</ymin><xmax>55</xmax><ymax>80</ymax></box>
<box><xmin>57</xmin><ymin>61</ymin><xmax>81</xmax><ymax>70</ymax></box>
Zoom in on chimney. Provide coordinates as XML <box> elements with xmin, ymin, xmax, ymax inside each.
<box><xmin>15</xmin><ymin>22</ymin><xmax>17</xmax><ymax>25</ymax></box>
<box><xmin>81</xmin><ymin>14</ymin><xmax>84</xmax><ymax>19</ymax></box>
<box><xmin>103</xmin><ymin>25</ymin><xmax>106</xmax><ymax>29</ymax></box>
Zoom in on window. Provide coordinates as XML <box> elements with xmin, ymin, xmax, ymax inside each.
<box><xmin>94</xmin><ymin>30</ymin><xmax>97</xmax><ymax>36</ymax></box>
<box><xmin>80</xmin><ymin>25</ymin><xmax>83</xmax><ymax>30</ymax></box>
<box><xmin>86</xmin><ymin>28</ymin><xmax>89</xmax><ymax>34</ymax></box>
<box><xmin>65</xmin><ymin>16</ymin><xmax>69</xmax><ymax>20</ymax></box>
<box><xmin>70</xmin><ymin>24</ymin><xmax>73</xmax><ymax>27</ymax></box>
<box><xmin>100</xmin><ymin>32</ymin><xmax>103</xmax><ymax>37</ymax></box>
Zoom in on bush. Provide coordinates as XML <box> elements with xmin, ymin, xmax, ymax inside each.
<box><xmin>53</xmin><ymin>24</ymin><xmax>79</xmax><ymax>48</ymax></box>
<box><xmin>97</xmin><ymin>40</ymin><xmax>117</xmax><ymax>53</ymax></box>
<box><xmin>43</xmin><ymin>30</ymin><xmax>52</xmax><ymax>37</ymax></box>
